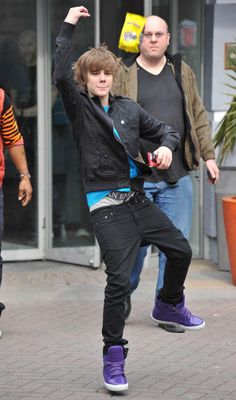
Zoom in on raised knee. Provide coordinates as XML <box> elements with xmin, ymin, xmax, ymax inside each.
<box><xmin>183</xmin><ymin>240</ymin><xmax>192</xmax><ymax>263</ymax></box>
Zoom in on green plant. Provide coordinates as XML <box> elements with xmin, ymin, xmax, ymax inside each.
<box><xmin>213</xmin><ymin>68</ymin><xmax>236</xmax><ymax>165</ymax></box>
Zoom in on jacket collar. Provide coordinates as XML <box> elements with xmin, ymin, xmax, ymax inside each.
<box><xmin>91</xmin><ymin>93</ymin><xmax>117</xmax><ymax>107</ymax></box>
<box><xmin>121</xmin><ymin>51</ymin><xmax>182</xmax><ymax>71</ymax></box>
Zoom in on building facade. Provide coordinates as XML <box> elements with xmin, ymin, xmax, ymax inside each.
<box><xmin>0</xmin><ymin>0</ymin><xmax>235</xmax><ymax>270</ymax></box>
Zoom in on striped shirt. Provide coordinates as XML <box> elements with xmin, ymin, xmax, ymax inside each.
<box><xmin>0</xmin><ymin>92</ymin><xmax>24</xmax><ymax>148</ymax></box>
<box><xmin>0</xmin><ymin>89</ymin><xmax>24</xmax><ymax>186</ymax></box>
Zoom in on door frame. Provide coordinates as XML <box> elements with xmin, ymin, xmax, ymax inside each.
<box><xmin>3</xmin><ymin>0</ymin><xmax>44</xmax><ymax>262</ymax></box>
<box><xmin>44</xmin><ymin>0</ymin><xmax>101</xmax><ymax>267</ymax></box>
<box><xmin>3</xmin><ymin>0</ymin><xmax>101</xmax><ymax>267</ymax></box>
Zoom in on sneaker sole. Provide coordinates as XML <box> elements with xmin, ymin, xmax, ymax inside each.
<box><xmin>104</xmin><ymin>381</ymin><xmax>128</xmax><ymax>392</ymax></box>
<box><xmin>151</xmin><ymin>315</ymin><xmax>205</xmax><ymax>330</ymax></box>
<box><xmin>158</xmin><ymin>323</ymin><xmax>185</xmax><ymax>333</ymax></box>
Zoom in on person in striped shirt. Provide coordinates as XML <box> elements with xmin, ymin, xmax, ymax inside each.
<box><xmin>0</xmin><ymin>88</ymin><xmax>32</xmax><ymax>337</ymax></box>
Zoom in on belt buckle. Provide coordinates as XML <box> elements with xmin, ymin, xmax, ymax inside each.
<box><xmin>123</xmin><ymin>191</ymin><xmax>136</xmax><ymax>203</ymax></box>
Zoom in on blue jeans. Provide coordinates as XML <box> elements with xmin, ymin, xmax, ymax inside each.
<box><xmin>130</xmin><ymin>175</ymin><xmax>193</xmax><ymax>295</ymax></box>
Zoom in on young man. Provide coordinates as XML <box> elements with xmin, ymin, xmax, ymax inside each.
<box><xmin>54</xmin><ymin>6</ymin><xmax>205</xmax><ymax>393</ymax></box>
<box><xmin>115</xmin><ymin>16</ymin><xmax>219</xmax><ymax>330</ymax></box>
<box><xmin>0</xmin><ymin>88</ymin><xmax>32</xmax><ymax>337</ymax></box>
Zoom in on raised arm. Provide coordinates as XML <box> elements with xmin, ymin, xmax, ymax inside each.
<box><xmin>54</xmin><ymin>6</ymin><xmax>90</xmax><ymax>121</ymax></box>
<box><xmin>64</xmin><ymin>6</ymin><xmax>90</xmax><ymax>25</ymax></box>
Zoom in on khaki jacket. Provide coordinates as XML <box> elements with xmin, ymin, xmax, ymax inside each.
<box><xmin>114</xmin><ymin>58</ymin><xmax>215</xmax><ymax>170</ymax></box>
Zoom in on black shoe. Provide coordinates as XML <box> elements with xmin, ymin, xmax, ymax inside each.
<box><xmin>0</xmin><ymin>303</ymin><xmax>5</xmax><ymax>317</ymax></box>
<box><xmin>0</xmin><ymin>303</ymin><xmax>5</xmax><ymax>338</ymax></box>
<box><xmin>124</xmin><ymin>295</ymin><xmax>131</xmax><ymax>320</ymax></box>
<box><xmin>158</xmin><ymin>323</ymin><xmax>185</xmax><ymax>333</ymax></box>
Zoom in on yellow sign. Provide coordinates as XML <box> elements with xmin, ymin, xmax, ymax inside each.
<box><xmin>118</xmin><ymin>13</ymin><xmax>146</xmax><ymax>53</ymax></box>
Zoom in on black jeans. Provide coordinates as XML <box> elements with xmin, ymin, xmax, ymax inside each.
<box><xmin>90</xmin><ymin>193</ymin><xmax>192</xmax><ymax>346</ymax></box>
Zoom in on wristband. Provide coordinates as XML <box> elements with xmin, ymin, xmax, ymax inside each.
<box><xmin>19</xmin><ymin>173</ymin><xmax>31</xmax><ymax>180</ymax></box>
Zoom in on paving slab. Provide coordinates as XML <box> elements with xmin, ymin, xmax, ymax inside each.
<box><xmin>0</xmin><ymin>259</ymin><xmax>236</xmax><ymax>400</ymax></box>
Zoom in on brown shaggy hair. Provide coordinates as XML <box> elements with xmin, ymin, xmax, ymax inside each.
<box><xmin>73</xmin><ymin>44</ymin><xmax>121</xmax><ymax>90</ymax></box>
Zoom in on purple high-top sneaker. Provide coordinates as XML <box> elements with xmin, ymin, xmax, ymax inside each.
<box><xmin>151</xmin><ymin>296</ymin><xmax>205</xmax><ymax>330</ymax></box>
<box><xmin>103</xmin><ymin>345</ymin><xmax>128</xmax><ymax>392</ymax></box>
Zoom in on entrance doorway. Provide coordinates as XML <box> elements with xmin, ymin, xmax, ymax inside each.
<box><xmin>1</xmin><ymin>0</ymin><xmax>203</xmax><ymax>265</ymax></box>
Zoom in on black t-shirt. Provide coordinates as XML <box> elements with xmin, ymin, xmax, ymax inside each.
<box><xmin>137</xmin><ymin>61</ymin><xmax>188</xmax><ymax>183</ymax></box>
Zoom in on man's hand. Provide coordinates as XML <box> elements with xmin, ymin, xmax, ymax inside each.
<box><xmin>153</xmin><ymin>146</ymin><xmax>172</xmax><ymax>169</ymax></box>
<box><xmin>64</xmin><ymin>6</ymin><xmax>90</xmax><ymax>25</ymax></box>
<box><xmin>205</xmin><ymin>159</ymin><xmax>220</xmax><ymax>184</ymax></box>
<box><xmin>18</xmin><ymin>178</ymin><xmax>32</xmax><ymax>207</ymax></box>
<box><xmin>8</xmin><ymin>145</ymin><xmax>33</xmax><ymax>205</ymax></box>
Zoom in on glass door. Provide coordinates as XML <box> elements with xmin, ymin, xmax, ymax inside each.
<box><xmin>0</xmin><ymin>0</ymin><xmax>42</xmax><ymax>261</ymax></box>
<box><xmin>46</xmin><ymin>0</ymin><xmax>100</xmax><ymax>267</ymax></box>
<box><xmin>152</xmin><ymin>0</ymin><xmax>204</xmax><ymax>257</ymax></box>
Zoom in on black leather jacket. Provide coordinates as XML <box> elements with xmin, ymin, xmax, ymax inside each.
<box><xmin>54</xmin><ymin>23</ymin><xmax>180</xmax><ymax>193</ymax></box>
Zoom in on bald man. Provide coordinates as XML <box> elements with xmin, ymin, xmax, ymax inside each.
<box><xmin>116</xmin><ymin>16</ymin><xmax>219</xmax><ymax>332</ymax></box>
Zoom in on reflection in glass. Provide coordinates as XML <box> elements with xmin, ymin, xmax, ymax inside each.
<box><xmin>50</xmin><ymin>0</ymin><xmax>95</xmax><ymax>248</ymax></box>
<box><xmin>152</xmin><ymin>0</ymin><xmax>202</xmax><ymax>256</ymax></box>
<box><xmin>177</xmin><ymin>0</ymin><xmax>202</xmax><ymax>86</ymax></box>
<box><xmin>0</xmin><ymin>0</ymin><xmax>38</xmax><ymax>249</ymax></box>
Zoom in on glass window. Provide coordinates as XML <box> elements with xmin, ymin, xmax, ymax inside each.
<box><xmin>152</xmin><ymin>0</ymin><xmax>170</xmax><ymax>23</ymax></box>
<box><xmin>0</xmin><ymin>0</ymin><xmax>38</xmax><ymax>249</ymax></box>
<box><xmin>153</xmin><ymin>0</ymin><xmax>203</xmax><ymax>88</ymax></box>
<box><xmin>177</xmin><ymin>0</ymin><xmax>203</xmax><ymax>86</ymax></box>
<box><xmin>152</xmin><ymin>0</ymin><xmax>204</xmax><ymax>257</ymax></box>
<box><xmin>176</xmin><ymin>0</ymin><xmax>203</xmax><ymax>256</ymax></box>
<box><xmin>50</xmin><ymin>0</ymin><xmax>95</xmax><ymax>249</ymax></box>
<box><xmin>100</xmin><ymin>0</ymin><xmax>144</xmax><ymax>57</ymax></box>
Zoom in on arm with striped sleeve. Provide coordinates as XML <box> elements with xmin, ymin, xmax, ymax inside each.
<box><xmin>0</xmin><ymin>92</ymin><xmax>32</xmax><ymax>206</ymax></box>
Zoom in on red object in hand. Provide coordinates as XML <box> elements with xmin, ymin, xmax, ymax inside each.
<box><xmin>147</xmin><ymin>152</ymin><xmax>159</xmax><ymax>167</ymax></box>
<box><xmin>207</xmin><ymin>170</ymin><xmax>216</xmax><ymax>184</ymax></box>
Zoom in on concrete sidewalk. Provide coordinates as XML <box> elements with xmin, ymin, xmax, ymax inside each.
<box><xmin>0</xmin><ymin>259</ymin><xmax>236</xmax><ymax>400</ymax></box>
